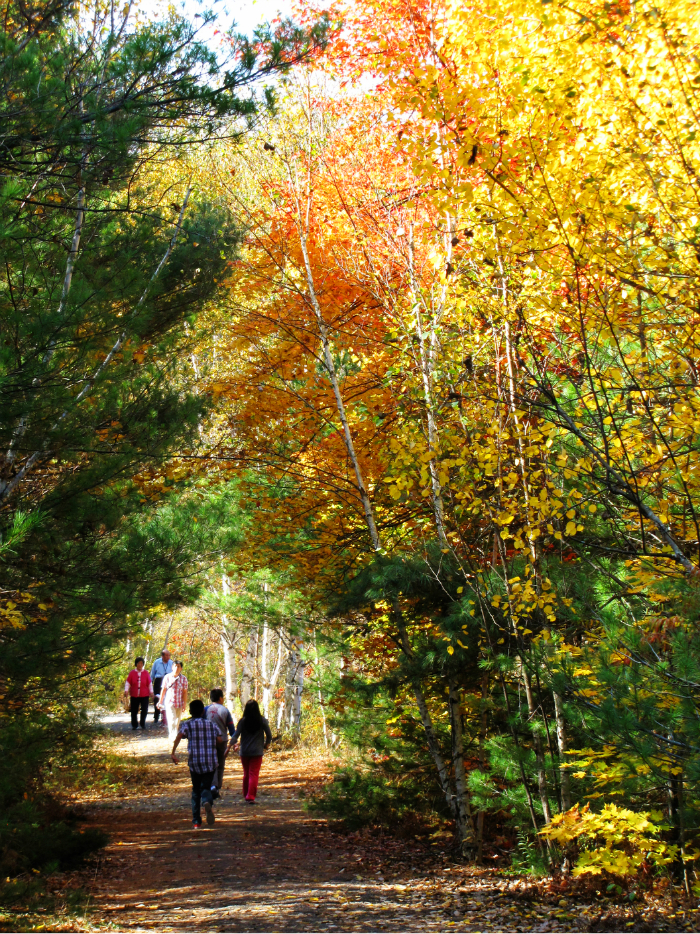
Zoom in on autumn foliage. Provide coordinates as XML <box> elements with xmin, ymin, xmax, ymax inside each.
<box><xmin>188</xmin><ymin>0</ymin><xmax>700</xmax><ymax>886</ymax></box>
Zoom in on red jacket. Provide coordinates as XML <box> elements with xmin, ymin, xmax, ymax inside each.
<box><xmin>126</xmin><ymin>668</ymin><xmax>152</xmax><ymax>698</ymax></box>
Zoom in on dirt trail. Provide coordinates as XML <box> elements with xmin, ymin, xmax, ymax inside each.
<box><xmin>78</xmin><ymin>720</ymin><xmax>692</xmax><ymax>933</ymax></box>
<box><xmin>89</xmin><ymin>718</ymin><xmax>465</xmax><ymax>933</ymax></box>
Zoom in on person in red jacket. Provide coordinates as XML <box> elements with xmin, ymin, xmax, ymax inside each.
<box><xmin>123</xmin><ymin>657</ymin><xmax>154</xmax><ymax>731</ymax></box>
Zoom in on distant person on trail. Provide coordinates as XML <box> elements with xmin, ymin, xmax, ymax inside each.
<box><xmin>171</xmin><ymin>699</ymin><xmax>225</xmax><ymax>830</ymax></box>
<box><xmin>123</xmin><ymin>657</ymin><xmax>154</xmax><ymax>731</ymax></box>
<box><xmin>149</xmin><ymin>649</ymin><xmax>172</xmax><ymax>725</ymax></box>
<box><xmin>229</xmin><ymin>699</ymin><xmax>272</xmax><ymax>805</ymax></box>
<box><xmin>205</xmin><ymin>688</ymin><xmax>235</xmax><ymax>799</ymax></box>
<box><xmin>158</xmin><ymin>660</ymin><xmax>188</xmax><ymax>742</ymax></box>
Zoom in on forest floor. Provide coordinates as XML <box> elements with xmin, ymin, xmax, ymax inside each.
<box><xmin>12</xmin><ymin>717</ymin><xmax>700</xmax><ymax>933</ymax></box>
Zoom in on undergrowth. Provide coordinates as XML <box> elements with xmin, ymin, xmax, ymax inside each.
<box><xmin>0</xmin><ymin>732</ymin><xmax>159</xmax><ymax>923</ymax></box>
<box><xmin>308</xmin><ymin>756</ymin><xmax>445</xmax><ymax>836</ymax></box>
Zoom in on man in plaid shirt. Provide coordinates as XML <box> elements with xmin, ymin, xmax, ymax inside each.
<box><xmin>172</xmin><ymin>699</ymin><xmax>225</xmax><ymax>829</ymax></box>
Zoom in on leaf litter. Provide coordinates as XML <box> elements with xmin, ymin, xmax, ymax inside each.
<box><xmin>2</xmin><ymin>727</ymin><xmax>698</xmax><ymax>933</ymax></box>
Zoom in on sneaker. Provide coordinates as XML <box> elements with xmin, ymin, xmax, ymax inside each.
<box><xmin>204</xmin><ymin>802</ymin><xmax>215</xmax><ymax>826</ymax></box>
<box><xmin>192</xmin><ymin>821</ymin><xmax>202</xmax><ymax>830</ymax></box>
<box><xmin>245</xmin><ymin>799</ymin><xmax>255</xmax><ymax>805</ymax></box>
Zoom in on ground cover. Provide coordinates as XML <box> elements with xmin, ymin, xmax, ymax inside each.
<box><xmin>3</xmin><ymin>720</ymin><xmax>698</xmax><ymax>933</ymax></box>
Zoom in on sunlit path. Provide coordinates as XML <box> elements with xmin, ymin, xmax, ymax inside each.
<box><xmin>67</xmin><ymin>725</ymin><xmax>693</xmax><ymax>933</ymax></box>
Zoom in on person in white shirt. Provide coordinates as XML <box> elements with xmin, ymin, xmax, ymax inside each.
<box><xmin>205</xmin><ymin>689</ymin><xmax>235</xmax><ymax>798</ymax></box>
<box><xmin>149</xmin><ymin>650</ymin><xmax>172</xmax><ymax>725</ymax></box>
<box><xmin>158</xmin><ymin>660</ymin><xmax>188</xmax><ymax>742</ymax></box>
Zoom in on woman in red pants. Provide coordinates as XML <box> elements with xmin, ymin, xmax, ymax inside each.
<box><xmin>228</xmin><ymin>699</ymin><xmax>272</xmax><ymax>804</ymax></box>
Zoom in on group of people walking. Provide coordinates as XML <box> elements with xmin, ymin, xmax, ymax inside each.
<box><xmin>123</xmin><ymin>648</ymin><xmax>184</xmax><ymax>737</ymax></box>
<box><xmin>124</xmin><ymin>651</ymin><xmax>272</xmax><ymax>828</ymax></box>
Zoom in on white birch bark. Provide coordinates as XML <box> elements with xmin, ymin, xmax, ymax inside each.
<box><xmin>161</xmin><ymin>615</ymin><xmax>174</xmax><ymax>653</ymax></box>
<box><xmin>448</xmin><ymin>682</ymin><xmax>476</xmax><ymax>856</ymax></box>
<box><xmin>291</xmin><ymin>639</ymin><xmax>304</xmax><ymax>735</ymax></box>
<box><xmin>143</xmin><ymin>618</ymin><xmax>154</xmax><ymax>665</ymax></box>
<box><xmin>263</xmin><ymin>630</ymin><xmax>284</xmax><ymax>721</ymax></box>
<box><xmin>219</xmin><ymin>571</ymin><xmax>239</xmax><ymax>713</ymax></box>
<box><xmin>522</xmin><ymin>664</ymin><xmax>552</xmax><ymax>824</ymax></box>
<box><xmin>283</xmin><ymin>645</ymin><xmax>295</xmax><ymax>732</ymax></box>
<box><xmin>313</xmin><ymin>632</ymin><xmax>328</xmax><ymax>748</ymax></box>
<box><xmin>553</xmin><ymin>689</ymin><xmax>571</xmax><ymax>811</ymax></box>
<box><xmin>277</xmin><ymin>94</ymin><xmax>470</xmax><ymax>842</ymax></box>
<box><xmin>240</xmin><ymin>626</ymin><xmax>259</xmax><ymax>708</ymax></box>
<box><xmin>221</xmin><ymin>631</ymin><xmax>237</xmax><ymax>714</ymax></box>
<box><xmin>284</xmin><ymin>114</ymin><xmax>381</xmax><ymax>553</ymax></box>
<box><xmin>407</xmin><ymin>231</ymin><xmax>450</xmax><ymax>549</ymax></box>
<box><xmin>260</xmin><ymin>618</ymin><xmax>269</xmax><ymax>708</ymax></box>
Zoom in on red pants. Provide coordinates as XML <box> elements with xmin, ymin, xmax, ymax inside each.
<box><xmin>241</xmin><ymin>755</ymin><xmax>263</xmax><ymax>801</ymax></box>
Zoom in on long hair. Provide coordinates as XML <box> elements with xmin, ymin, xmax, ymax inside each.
<box><xmin>241</xmin><ymin>699</ymin><xmax>263</xmax><ymax>734</ymax></box>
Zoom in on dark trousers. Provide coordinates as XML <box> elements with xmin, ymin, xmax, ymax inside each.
<box><xmin>214</xmin><ymin>744</ymin><xmax>226</xmax><ymax>790</ymax></box>
<box><xmin>190</xmin><ymin>769</ymin><xmax>215</xmax><ymax>824</ymax></box>
<box><xmin>152</xmin><ymin>677</ymin><xmax>163</xmax><ymax>721</ymax></box>
<box><xmin>130</xmin><ymin>695</ymin><xmax>148</xmax><ymax>729</ymax></box>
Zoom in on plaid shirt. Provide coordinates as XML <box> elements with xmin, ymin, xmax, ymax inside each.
<box><xmin>180</xmin><ymin>718</ymin><xmax>221</xmax><ymax>773</ymax></box>
<box><xmin>161</xmin><ymin>672</ymin><xmax>188</xmax><ymax>708</ymax></box>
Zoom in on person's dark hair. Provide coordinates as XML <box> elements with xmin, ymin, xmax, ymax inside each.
<box><xmin>189</xmin><ymin>699</ymin><xmax>205</xmax><ymax>718</ymax></box>
<box><xmin>174</xmin><ymin>660</ymin><xmax>184</xmax><ymax>668</ymax></box>
<box><xmin>134</xmin><ymin>656</ymin><xmax>145</xmax><ymax>666</ymax></box>
<box><xmin>241</xmin><ymin>699</ymin><xmax>263</xmax><ymax>733</ymax></box>
<box><xmin>210</xmin><ymin>688</ymin><xmax>224</xmax><ymax>703</ymax></box>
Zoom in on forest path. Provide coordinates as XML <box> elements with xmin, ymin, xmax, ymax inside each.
<box><xmin>79</xmin><ymin>719</ymin><xmax>676</xmax><ymax>934</ymax></box>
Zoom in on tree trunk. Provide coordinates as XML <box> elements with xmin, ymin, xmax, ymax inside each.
<box><xmin>240</xmin><ymin>626</ymin><xmax>258</xmax><ymax>708</ymax></box>
<box><xmin>552</xmin><ymin>688</ymin><xmax>571</xmax><ymax>811</ymax></box>
<box><xmin>222</xmin><ymin>630</ymin><xmax>237</xmax><ymax>715</ymax></box>
<box><xmin>161</xmin><ymin>615</ymin><xmax>174</xmax><ymax>652</ymax></box>
<box><xmin>263</xmin><ymin>629</ymin><xmax>284</xmax><ymax>720</ymax></box>
<box><xmin>143</xmin><ymin>618</ymin><xmax>154</xmax><ymax>665</ymax></box>
<box><xmin>291</xmin><ymin>639</ymin><xmax>304</xmax><ymax>736</ymax></box>
<box><xmin>448</xmin><ymin>681</ymin><xmax>476</xmax><ymax>855</ymax></box>
<box><xmin>314</xmin><ymin>632</ymin><xmax>328</xmax><ymax>748</ymax></box>
<box><xmin>220</xmin><ymin>572</ymin><xmax>238</xmax><ymax>714</ymax></box>
<box><xmin>407</xmin><ymin>232</ymin><xmax>449</xmax><ymax>548</ymax></box>
<box><xmin>522</xmin><ymin>664</ymin><xmax>552</xmax><ymax>823</ymax></box>
<box><xmin>259</xmin><ymin>617</ymin><xmax>268</xmax><ymax>703</ymax></box>
<box><xmin>283</xmin><ymin>644</ymin><xmax>296</xmax><ymax>733</ymax></box>
<box><xmin>395</xmin><ymin>613</ymin><xmax>457</xmax><ymax>822</ymax></box>
<box><xmin>476</xmin><ymin>673</ymin><xmax>489</xmax><ymax>863</ymax></box>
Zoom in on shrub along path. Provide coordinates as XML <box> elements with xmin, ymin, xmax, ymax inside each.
<box><xmin>73</xmin><ymin>722</ymin><xmax>694</xmax><ymax>933</ymax></box>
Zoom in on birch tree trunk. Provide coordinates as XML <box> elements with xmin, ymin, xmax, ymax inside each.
<box><xmin>476</xmin><ymin>673</ymin><xmax>489</xmax><ymax>863</ymax></box>
<box><xmin>282</xmin><ymin>105</ymin><xmax>466</xmax><ymax>848</ymax></box>
<box><xmin>219</xmin><ymin>571</ymin><xmax>238</xmax><ymax>713</ymax></box>
<box><xmin>263</xmin><ymin>630</ymin><xmax>285</xmax><ymax>720</ymax></box>
<box><xmin>240</xmin><ymin>626</ymin><xmax>258</xmax><ymax>708</ymax></box>
<box><xmin>314</xmin><ymin>632</ymin><xmax>328</xmax><ymax>748</ymax></box>
<box><xmin>522</xmin><ymin>665</ymin><xmax>552</xmax><ymax>824</ymax></box>
<box><xmin>283</xmin><ymin>644</ymin><xmax>296</xmax><ymax>733</ymax></box>
<box><xmin>143</xmin><ymin>618</ymin><xmax>154</xmax><ymax>665</ymax></box>
<box><xmin>222</xmin><ymin>631</ymin><xmax>237</xmax><ymax>714</ymax></box>
<box><xmin>289</xmin><ymin>639</ymin><xmax>304</xmax><ymax>736</ymax></box>
<box><xmin>407</xmin><ymin>231</ymin><xmax>450</xmax><ymax>548</ymax></box>
<box><xmin>260</xmin><ymin>617</ymin><xmax>269</xmax><ymax>705</ymax></box>
<box><xmin>161</xmin><ymin>615</ymin><xmax>174</xmax><ymax>652</ymax></box>
<box><xmin>552</xmin><ymin>688</ymin><xmax>571</xmax><ymax>811</ymax></box>
<box><xmin>448</xmin><ymin>682</ymin><xmax>476</xmax><ymax>856</ymax></box>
